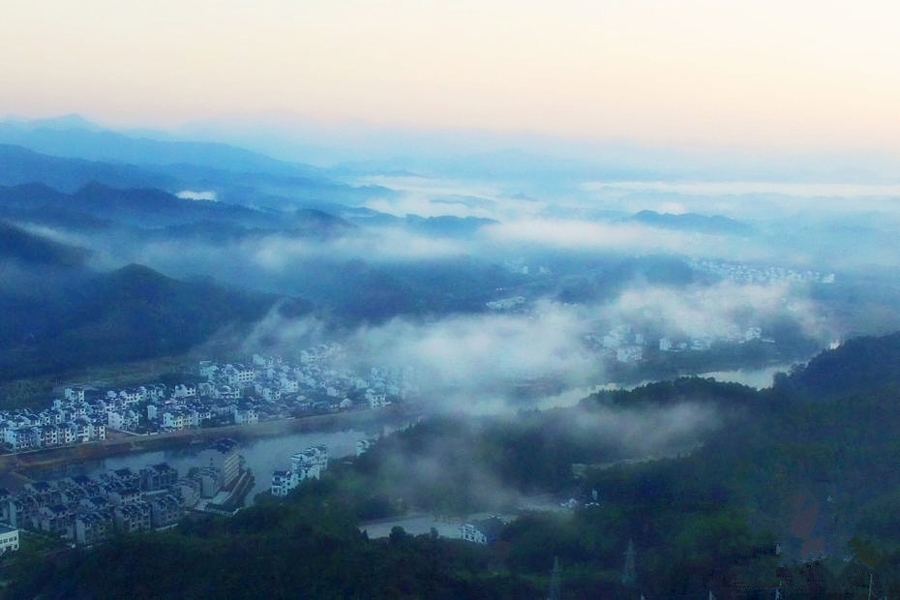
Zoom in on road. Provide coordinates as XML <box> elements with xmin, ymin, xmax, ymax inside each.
<box><xmin>0</xmin><ymin>404</ymin><xmax>422</xmax><ymax>475</ymax></box>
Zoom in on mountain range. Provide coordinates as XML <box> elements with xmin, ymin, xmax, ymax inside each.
<box><xmin>0</xmin><ymin>221</ymin><xmax>310</xmax><ymax>381</ymax></box>
<box><xmin>628</xmin><ymin>209</ymin><xmax>753</xmax><ymax>235</ymax></box>
<box><xmin>0</xmin><ymin>114</ymin><xmax>321</xmax><ymax>177</ymax></box>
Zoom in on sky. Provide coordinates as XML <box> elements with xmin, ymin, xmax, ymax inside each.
<box><xmin>2</xmin><ymin>1</ymin><xmax>900</xmax><ymax>154</ymax></box>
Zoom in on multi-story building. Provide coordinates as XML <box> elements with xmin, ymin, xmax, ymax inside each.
<box><xmin>74</xmin><ymin>511</ymin><xmax>113</xmax><ymax>547</ymax></box>
<box><xmin>0</xmin><ymin>524</ymin><xmax>19</xmax><ymax>554</ymax></box>
<box><xmin>39</xmin><ymin>504</ymin><xmax>74</xmax><ymax>537</ymax></box>
<box><xmin>290</xmin><ymin>445</ymin><xmax>328</xmax><ymax>480</ymax></box>
<box><xmin>197</xmin><ymin>439</ymin><xmax>243</xmax><ymax>489</ymax></box>
<box><xmin>270</xmin><ymin>470</ymin><xmax>297</xmax><ymax>497</ymax></box>
<box><xmin>271</xmin><ymin>445</ymin><xmax>329</xmax><ymax>497</ymax></box>
<box><xmin>148</xmin><ymin>494</ymin><xmax>183</xmax><ymax>529</ymax></box>
<box><xmin>114</xmin><ymin>501</ymin><xmax>152</xmax><ymax>534</ymax></box>
<box><xmin>140</xmin><ymin>464</ymin><xmax>179</xmax><ymax>491</ymax></box>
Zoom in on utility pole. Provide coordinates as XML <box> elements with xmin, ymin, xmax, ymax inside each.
<box><xmin>547</xmin><ymin>556</ymin><xmax>562</xmax><ymax>600</ymax></box>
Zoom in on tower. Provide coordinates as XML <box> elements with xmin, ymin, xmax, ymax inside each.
<box><xmin>547</xmin><ymin>556</ymin><xmax>562</xmax><ymax>600</ymax></box>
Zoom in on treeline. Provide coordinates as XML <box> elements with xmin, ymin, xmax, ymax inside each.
<box><xmin>3</xmin><ymin>497</ymin><xmax>529</xmax><ymax>599</ymax></box>
<box><xmin>9</xmin><ymin>334</ymin><xmax>900</xmax><ymax>597</ymax></box>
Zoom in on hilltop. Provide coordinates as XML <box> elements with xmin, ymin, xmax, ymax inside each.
<box><xmin>9</xmin><ymin>333</ymin><xmax>900</xmax><ymax>597</ymax></box>
<box><xmin>0</xmin><ymin>256</ymin><xmax>311</xmax><ymax>381</ymax></box>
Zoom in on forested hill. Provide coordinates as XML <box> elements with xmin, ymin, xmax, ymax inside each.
<box><xmin>8</xmin><ymin>334</ymin><xmax>900</xmax><ymax>598</ymax></box>
<box><xmin>773</xmin><ymin>332</ymin><xmax>900</xmax><ymax>400</ymax></box>
<box><xmin>0</xmin><ymin>262</ymin><xmax>312</xmax><ymax>382</ymax></box>
<box><xmin>0</xmin><ymin>220</ymin><xmax>90</xmax><ymax>267</ymax></box>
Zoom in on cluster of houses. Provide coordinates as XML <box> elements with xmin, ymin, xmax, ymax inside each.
<box><xmin>0</xmin><ymin>439</ymin><xmax>249</xmax><ymax>547</ymax></box>
<box><xmin>0</xmin><ymin>386</ymin><xmax>112</xmax><ymax>452</ymax></box>
<box><xmin>658</xmin><ymin>326</ymin><xmax>766</xmax><ymax>354</ymax></box>
<box><xmin>187</xmin><ymin>351</ymin><xmax>416</xmax><ymax>431</ymax></box>
<box><xmin>1</xmin><ymin>347</ymin><xmax>417</xmax><ymax>453</ymax></box>
<box><xmin>689</xmin><ymin>259</ymin><xmax>836</xmax><ymax>285</ymax></box>
<box><xmin>486</xmin><ymin>296</ymin><xmax>526</xmax><ymax>311</ymax></box>
<box><xmin>583</xmin><ymin>322</ymin><xmax>773</xmax><ymax>365</ymax></box>
<box><xmin>270</xmin><ymin>445</ymin><xmax>329</xmax><ymax>497</ymax></box>
<box><xmin>584</xmin><ymin>327</ymin><xmax>648</xmax><ymax>365</ymax></box>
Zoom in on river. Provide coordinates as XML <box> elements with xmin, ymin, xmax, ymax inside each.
<box><xmin>16</xmin><ymin>364</ymin><xmax>796</xmax><ymax>503</ymax></box>
<box><xmin>22</xmin><ymin>421</ymin><xmax>413</xmax><ymax>504</ymax></box>
<box><xmin>527</xmin><ymin>362</ymin><xmax>800</xmax><ymax>411</ymax></box>
<box><xmin>697</xmin><ymin>363</ymin><xmax>798</xmax><ymax>389</ymax></box>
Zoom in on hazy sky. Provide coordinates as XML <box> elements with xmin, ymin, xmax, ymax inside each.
<box><xmin>2</xmin><ymin>1</ymin><xmax>899</xmax><ymax>153</ymax></box>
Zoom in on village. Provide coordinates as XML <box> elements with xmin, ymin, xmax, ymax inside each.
<box><xmin>0</xmin><ymin>345</ymin><xmax>419</xmax><ymax>454</ymax></box>
<box><xmin>0</xmin><ymin>438</ymin><xmax>251</xmax><ymax>550</ymax></box>
<box><xmin>583</xmin><ymin>323</ymin><xmax>770</xmax><ymax>365</ymax></box>
<box><xmin>0</xmin><ymin>435</ymin><xmax>534</xmax><ymax>559</ymax></box>
<box><xmin>687</xmin><ymin>259</ymin><xmax>836</xmax><ymax>285</ymax></box>
<box><xmin>267</xmin><ymin>442</ymin><xmax>520</xmax><ymax>549</ymax></box>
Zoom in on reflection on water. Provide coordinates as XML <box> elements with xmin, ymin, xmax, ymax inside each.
<box><xmin>19</xmin><ymin>367</ymin><xmax>793</xmax><ymax>504</ymax></box>
<box><xmin>25</xmin><ymin>422</ymin><xmax>413</xmax><ymax>504</ymax></box>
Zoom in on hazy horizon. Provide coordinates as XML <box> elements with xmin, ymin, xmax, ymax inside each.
<box><xmin>3</xmin><ymin>1</ymin><xmax>900</xmax><ymax>171</ymax></box>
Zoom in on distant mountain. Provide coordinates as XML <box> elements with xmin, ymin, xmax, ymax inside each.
<box><xmin>0</xmin><ymin>144</ymin><xmax>176</xmax><ymax>192</ymax></box>
<box><xmin>404</xmin><ymin>215</ymin><xmax>498</xmax><ymax>236</ymax></box>
<box><xmin>143</xmin><ymin>210</ymin><xmax>356</xmax><ymax>244</ymax></box>
<box><xmin>0</xmin><ymin>220</ymin><xmax>90</xmax><ymax>267</ymax></box>
<box><xmin>0</xmin><ymin>182</ymin><xmax>279</xmax><ymax>231</ymax></box>
<box><xmin>69</xmin><ymin>182</ymin><xmax>280</xmax><ymax>228</ymax></box>
<box><xmin>628</xmin><ymin>210</ymin><xmax>753</xmax><ymax>235</ymax></box>
<box><xmin>0</xmin><ymin>182</ymin><xmax>68</xmax><ymax>209</ymax></box>
<box><xmin>291</xmin><ymin>208</ymin><xmax>358</xmax><ymax>237</ymax></box>
<box><xmin>7</xmin><ymin>113</ymin><xmax>106</xmax><ymax>132</ymax></box>
<box><xmin>333</xmin><ymin>147</ymin><xmax>667</xmax><ymax>183</ymax></box>
<box><xmin>554</xmin><ymin>254</ymin><xmax>697</xmax><ymax>304</ymax></box>
<box><xmin>0</xmin><ymin>138</ymin><xmax>393</xmax><ymax>213</ymax></box>
<box><xmin>0</xmin><ymin>262</ymin><xmax>312</xmax><ymax>381</ymax></box>
<box><xmin>0</xmin><ymin>115</ymin><xmax>323</xmax><ymax>177</ymax></box>
<box><xmin>337</xmin><ymin>211</ymin><xmax>497</xmax><ymax>236</ymax></box>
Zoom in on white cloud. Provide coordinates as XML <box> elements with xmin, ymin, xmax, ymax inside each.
<box><xmin>583</xmin><ymin>181</ymin><xmax>900</xmax><ymax>198</ymax></box>
<box><xmin>249</xmin><ymin>228</ymin><xmax>469</xmax><ymax>269</ymax></box>
<box><xmin>242</xmin><ymin>279</ymin><xmax>827</xmax><ymax>412</ymax></box>
<box><xmin>359</xmin><ymin>175</ymin><xmax>549</xmax><ymax>221</ymax></box>
<box><xmin>349</xmin><ymin>299</ymin><xmax>596</xmax><ymax>398</ymax></box>
<box><xmin>482</xmin><ymin>219</ymin><xmax>702</xmax><ymax>254</ymax></box>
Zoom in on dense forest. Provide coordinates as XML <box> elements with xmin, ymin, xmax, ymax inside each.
<box><xmin>6</xmin><ymin>334</ymin><xmax>900</xmax><ymax>598</ymax></box>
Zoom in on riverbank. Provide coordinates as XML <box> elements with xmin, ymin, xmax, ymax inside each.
<box><xmin>0</xmin><ymin>404</ymin><xmax>422</xmax><ymax>474</ymax></box>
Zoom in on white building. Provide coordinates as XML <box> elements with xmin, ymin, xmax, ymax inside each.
<box><xmin>458</xmin><ymin>523</ymin><xmax>487</xmax><ymax>544</ymax></box>
<box><xmin>279</xmin><ymin>378</ymin><xmax>299</xmax><ymax>393</ymax></box>
<box><xmin>162</xmin><ymin>410</ymin><xmax>189</xmax><ymax>431</ymax></box>
<box><xmin>233</xmin><ymin>407</ymin><xmax>259</xmax><ymax>425</ymax></box>
<box><xmin>64</xmin><ymin>387</ymin><xmax>85</xmax><ymax>402</ymax></box>
<box><xmin>290</xmin><ymin>445</ymin><xmax>328</xmax><ymax>480</ymax></box>
<box><xmin>458</xmin><ymin>517</ymin><xmax>505</xmax><ymax>545</ymax></box>
<box><xmin>271</xmin><ymin>445</ymin><xmax>329</xmax><ymax>496</ymax></box>
<box><xmin>356</xmin><ymin>439</ymin><xmax>372</xmax><ymax>457</ymax></box>
<box><xmin>270</xmin><ymin>470</ymin><xmax>297</xmax><ymax>497</ymax></box>
<box><xmin>173</xmin><ymin>385</ymin><xmax>197</xmax><ymax>399</ymax></box>
<box><xmin>199</xmin><ymin>361</ymin><xmax>218</xmax><ymax>378</ymax></box>
<box><xmin>108</xmin><ymin>411</ymin><xmax>126</xmax><ymax>430</ymax></box>
<box><xmin>0</xmin><ymin>524</ymin><xmax>19</xmax><ymax>554</ymax></box>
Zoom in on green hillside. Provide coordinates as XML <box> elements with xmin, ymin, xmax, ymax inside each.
<box><xmin>8</xmin><ymin>334</ymin><xmax>900</xmax><ymax>597</ymax></box>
